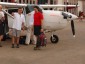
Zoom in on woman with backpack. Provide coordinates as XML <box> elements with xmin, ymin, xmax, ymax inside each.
<box><xmin>33</xmin><ymin>6</ymin><xmax>44</xmax><ymax>50</ymax></box>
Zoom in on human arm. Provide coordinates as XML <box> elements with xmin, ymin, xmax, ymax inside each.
<box><xmin>40</xmin><ymin>12</ymin><xmax>44</xmax><ymax>29</ymax></box>
<box><xmin>0</xmin><ymin>11</ymin><xmax>5</xmax><ymax>21</ymax></box>
<box><xmin>22</xmin><ymin>15</ymin><xmax>26</xmax><ymax>30</ymax></box>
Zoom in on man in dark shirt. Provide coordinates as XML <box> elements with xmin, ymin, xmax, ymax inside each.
<box><xmin>0</xmin><ymin>5</ymin><xmax>5</xmax><ymax>47</ymax></box>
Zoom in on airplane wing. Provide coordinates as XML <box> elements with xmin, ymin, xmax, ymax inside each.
<box><xmin>0</xmin><ymin>2</ymin><xmax>27</xmax><ymax>8</ymax></box>
<box><xmin>39</xmin><ymin>4</ymin><xmax>79</xmax><ymax>8</ymax></box>
<box><xmin>0</xmin><ymin>2</ymin><xmax>27</xmax><ymax>18</ymax></box>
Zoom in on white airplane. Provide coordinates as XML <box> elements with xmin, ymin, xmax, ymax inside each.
<box><xmin>0</xmin><ymin>2</ymin><xmax>78</xmax><ymax>43</ymax></box>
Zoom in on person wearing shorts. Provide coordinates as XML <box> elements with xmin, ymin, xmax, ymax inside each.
<box><xmin>12</xmin><ymin>8</ymin><xmax>25</xmax><ymax>48</ymax></box>
<box><xmin>12</xmin><ymin>29</ymin><xmax>21</xmax><ymax>37</ymax></box>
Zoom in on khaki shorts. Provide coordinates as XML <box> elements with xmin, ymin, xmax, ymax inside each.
<box><xmin>12</xmin><ymin>29</ymin><xmax>21</xmax><ymax>37</ymax></box>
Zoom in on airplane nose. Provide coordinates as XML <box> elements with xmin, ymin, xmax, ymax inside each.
<box><xmin>62</xmin><ymin>12</ymin><xmax>78</xmax><ymax>20</ymax></box>
<box><xmin>71</xmin><ymin>14</ymin><xmax>78</xmax><ymax>20</ymax></box>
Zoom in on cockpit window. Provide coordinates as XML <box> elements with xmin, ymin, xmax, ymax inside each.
<box><xmin>25</xmin><ymin>6</ymin><xmax>31</xmax><ymax>14</ymax></box>
<box><xmin>8</xmin><ymin>8</ymin><xmax>18</xmax><ymax>14</ymax></box>
<box><xmin>25</xmin><ymin>5</ymin><xmax>43</xmax><ymax>14</ymax></box>
<box><xmin>28</xmin><ymin>6</ymin><xmax>34</xmax><ymax>12</ymax></box>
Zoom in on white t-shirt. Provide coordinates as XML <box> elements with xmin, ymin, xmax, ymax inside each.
<box><xmin>0</xmin><ymin>11</ymin><xmax>4</xmax><ymax>19</ymax></box>
<box><xmin>12</xmin><ymin>13</ymin><xmax>25</xmax><ymax>30</ymax></box>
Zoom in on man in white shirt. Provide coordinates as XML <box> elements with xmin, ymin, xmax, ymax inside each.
<box><xmin>25</xmin><ymin>11</ymin><xmax>37</xmax><ymax>45</ymax></box>
<box><xmin>0</xmin><ymin>5</ymin><xmax>5</xmax><ymax>47</ymax></box>
<box><xmin>12</xmin><ymin>8</ymin><xmax>25</xmax><ymax>48</ymax></box>
<box><xmin>25</xmin><ymin>11</ymin><xmax>34</xmax><ymax>45</ymax></box>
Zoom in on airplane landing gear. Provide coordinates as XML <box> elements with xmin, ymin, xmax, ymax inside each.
<box><xmin>50</xmin><ymin>35</ymin><xmax>59</xmax><ymax>43</ymax></box>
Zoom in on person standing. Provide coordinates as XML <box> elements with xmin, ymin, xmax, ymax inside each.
<box><xmin>33</xmin><ymin>6</ymin><xmax>43</xmax><ymax>50</ymax></box>
<box><xmin>0</xmin><ymin>5</ymin><xmax>5</xmax><ymax>47</ymax></box>
<box><xmin>25</xmin><ymin>11</ymin><xmax>35</xmax><ymax>45</ymax></box>
<box><xmin>25</xmin><ymin>11</ymin><xmax>37</xmax><ymax>45</ymax></box>
<box><xmin>12</xmin><ymin>8</ymin><xmax>25</xmax><ymax>48</ymax></box>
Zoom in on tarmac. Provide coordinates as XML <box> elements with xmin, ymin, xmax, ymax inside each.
<box><xmin>0</xmin><ymin>19</ymin><xmax>85</xmax><ymax>64</ymax></box>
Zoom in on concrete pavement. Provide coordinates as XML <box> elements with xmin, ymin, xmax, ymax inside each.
<box><xmin>0</xmin><ymin>20</ymin><xmax>85</xmax><ymax>64</ymax></box>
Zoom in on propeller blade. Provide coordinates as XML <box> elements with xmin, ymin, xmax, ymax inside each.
<box><xmin>71</xmin><ymin>20</ymin><xmax>75</xmax><ymax>37</ymax></box>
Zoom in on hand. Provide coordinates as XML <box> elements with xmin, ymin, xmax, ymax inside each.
<box><xmin>22</xmin><ymin>27</ymin><xmax>25</xmax><ymax>31</ymax></box>
<box><xmin>40</xmin><ymin>29</ymin><xmax>44</xmax><ymax>32</ymax></box>
<box><xmin>22</xmin><ymin>26</ymin><xmax>28</xmax><ymax>30</ymax></box>
<box><xmin>21</xmin><ymin>26</ymin><xmax>25</xmax><ymax>31</ymax></box>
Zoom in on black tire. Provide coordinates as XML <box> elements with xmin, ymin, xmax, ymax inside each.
<box><xmin>50</xmin><ymin>35</ymin><xmax>59</xmax><ymax>43</ymax></box>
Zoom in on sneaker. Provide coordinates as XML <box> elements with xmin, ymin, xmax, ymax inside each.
<box><xmin>24</xmin><ymin>44</ymin><xmax>28</xmax><ymax>46</ymax></box>
<box><xmin>11</xmin><ymin>44</ymin><xmax>14</xmax><ymax>48</ymax></box>
<box><xmin>0</xmin><ymin>45</ymin><xmax>2</xmax><ymax>47</ymax></box>
<box><xmin>34</xmin><ymin>47</ymin><xmax>41</xmax><ymax>50</ymax></box>
<box><xmin>34</xmin><ymin>47</ymin><xmax>38</xmax><ymax>50</ymax></box>
<box><xmin>16</xmin><ymin>44</ymin><xmax>19</xmax><ymax>48</ymax></box>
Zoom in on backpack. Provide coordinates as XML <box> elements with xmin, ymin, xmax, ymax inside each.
<box><xmin>19</xmin><ymin>36</ymin><xmax>26</xmax><ymax>45</ymax></box>
<box><xmin>39</xmin><ymin>32</ymin><xmax>47</xmax><ymax>47</ymax></box>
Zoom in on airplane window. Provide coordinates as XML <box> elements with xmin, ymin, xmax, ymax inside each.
<box><xmin>8</xmin><ymin>8</ymin><xmax>25</xmax><ymax>14</ymax></box>
<box><xmin>25</xmin><ymin>6</ymin><xmax>34</xmax><ymax>14</ymax></box>
<box><xmin>25</xmin><ymin>7</ymin><xmax>30</xmax><ymax>14</ymax></box>
<box><xmin>26</xmin><ymin>5</ymin><xmax>43</xmax><ymax>14</ymax></box>
<box><xmin>8</xmin><ymin>9</ymin><xmax>18</xmax><ymax>14</ymax></box>
<box><xmin>28</xmin><ymin>6</ymin><xmax>34</xmax><ymax>12</ymax></box>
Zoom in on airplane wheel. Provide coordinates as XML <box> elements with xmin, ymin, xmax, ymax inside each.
<box><xmin>50</xmin><ymin>35</ymin><xmax>59</xmax><ymax>43</ymax></box>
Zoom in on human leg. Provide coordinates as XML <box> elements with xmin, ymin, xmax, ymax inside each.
<box><xmin>25</xmin><ymin>26</ymin><xmax>32</xmax><ymax>45</ymax></box>
<box><xmin>0</xmin><ymin>35</ymin><xmax>3</xmax><ymax>47</ymax></box>
<box><xmin>12</xmin><ymin>29</ymin><xmax>17</xmax><ymax>48</ymax></box>
<box><xmin>16</xmin><ymin>37</ymin><xmax>20</xmax><ymax>48</ymax></box>
<box><xmin>34</xmin><ymin>26</ymin><xmax>41</xmax><ymax>50</ymax></box>
<box><xmin>0</xmin><ymin>23</ymin><xmax>4</xmax><ymax>47</ymax></box>
<box><xmin>12</xmin><ymin>36</ymin><xmax>16</xmax><ymax>48</ymax></box>
<box><xmin>16</xmin><ymin>30</ymin><xmax>21</xmax><ymax>48</ymax></box>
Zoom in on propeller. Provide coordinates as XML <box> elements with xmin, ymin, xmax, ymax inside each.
<box><xmin>71</xmin><ymin>20</ymin><xmax>75</xmax><ymax>37</ymax></box>
<box><xmin>62</xmin><ymin>12</ymin><xmax>75</xmax><ymax>37</ymax></box>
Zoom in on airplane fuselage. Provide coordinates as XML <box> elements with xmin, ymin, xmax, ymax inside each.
<box><xmin>42</xmin><ymin>10</ymin><xmax>69</xmax><ymax>30</ymax></box>
<box><xmin>0</xmin><ymin>2</ymin><xmax>78</xmax><ymax>43</ymax></box>
<box><xmin>7</xmin><ymin>5</ymin><xmax>78</xmax><ymax>32</ymax></box>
